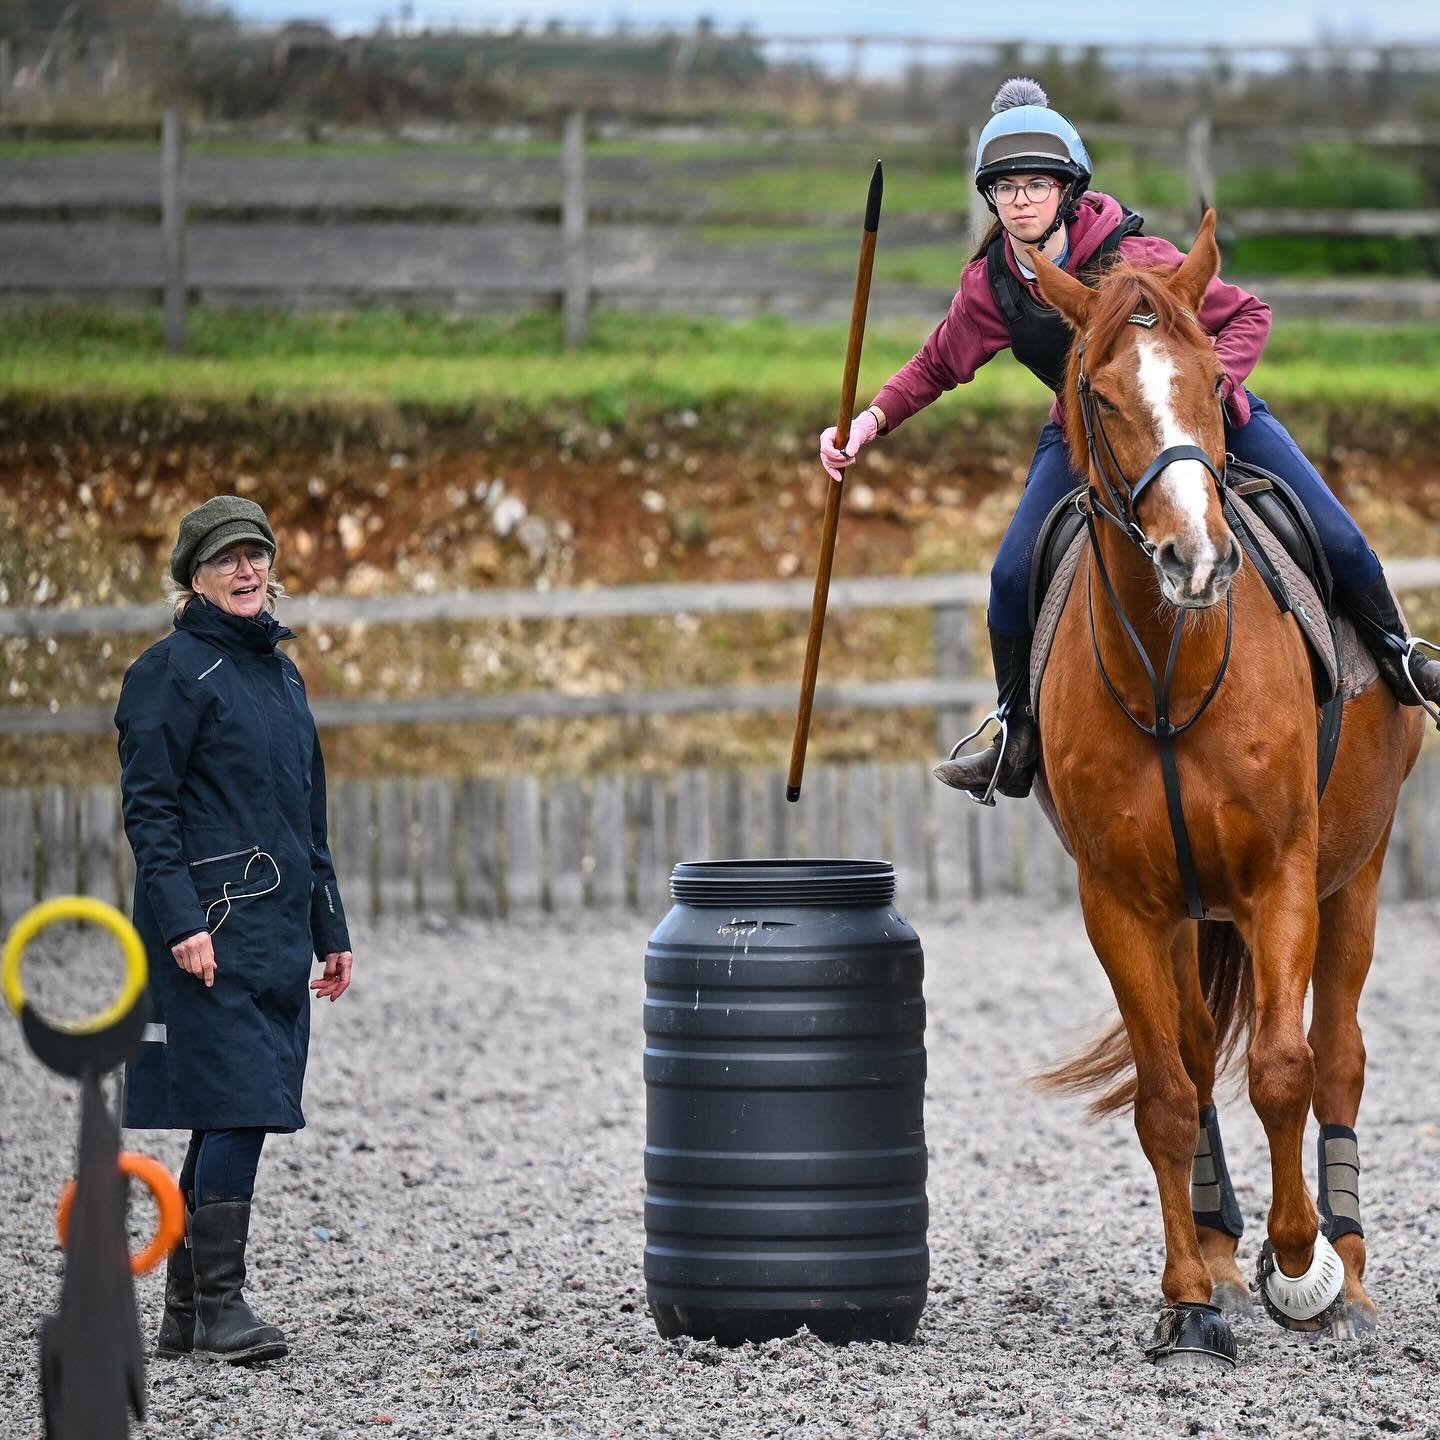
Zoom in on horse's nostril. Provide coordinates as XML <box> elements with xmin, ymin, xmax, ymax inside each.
<box><xmin>1221</xmin><ymin>537</ymin><xmax>1243</xmax><ymax>578</ymax></box>
<box><xmin>1156</xmin><ymin>541</ymin><xmax>1185</xmax><ymax>579</ymax></box>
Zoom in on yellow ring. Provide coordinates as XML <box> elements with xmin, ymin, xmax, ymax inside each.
<box><xmin>2</xmin><ymin>896</ymin><xmax>148</xmax><ymax>1034</ymax></box>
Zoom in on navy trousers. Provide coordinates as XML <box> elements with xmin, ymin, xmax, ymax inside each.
<box><xmin>988</xmin><ymin>390</ymin><xmax>1380</xmax><ymax>637</ymax></box>
<box><xmin>178</xmin><ymin>1128</ymin><xmax>267</xmax><ymax>1207</ymax></box>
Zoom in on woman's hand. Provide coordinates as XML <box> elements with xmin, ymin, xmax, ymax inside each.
<box><xmin>819</xmin><ymin>407</ymin><xmax>883</xmax><ymax>482</ymax></box>
<box><xmin>172</xmin><ymin>931</ymin><xmax>217</xmax><ymax>987</ymax></box>
<box><xmin>311</xmin><ymin>951</ymin><xmax>353</xmax><ymax>1003</ymax></box>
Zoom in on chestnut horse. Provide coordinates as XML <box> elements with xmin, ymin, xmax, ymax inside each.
<box><xmin>1026</xmin><ymin>213</ymin><xmax>1424</xmax><ymax>1369</ymax></box>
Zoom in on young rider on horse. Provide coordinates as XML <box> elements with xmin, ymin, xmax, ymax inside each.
<box><xmin>819</xmin><ymin>77</ymin><xmax>1440</xmax><ymax>801</ymax></box>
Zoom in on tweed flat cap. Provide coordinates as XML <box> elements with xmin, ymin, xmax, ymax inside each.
<box><xmin>170</xmin><ymin>496</ymin><xmax>277</xmax><ymax>586</ymax></box>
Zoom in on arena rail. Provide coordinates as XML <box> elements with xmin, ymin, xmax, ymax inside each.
<box><xmin>2</xmin><ymin>752</ymin><xmax>1438</xmax><ymax>927</ymax></box>
<box><xmin>5</xmin><ymin>111</ymin><xmax>1440</xmax><ymax>340</ymax></box>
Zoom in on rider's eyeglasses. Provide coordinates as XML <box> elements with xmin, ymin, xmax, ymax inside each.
<box><xmin>207</xmin><ymin>547</ymin><xmax>272</xmax><ymax>576</ymax></box>
<box><xmin>989</xmin><ymin>178</ymin><xmax>1059</xmax><ymax>205</ymax></box>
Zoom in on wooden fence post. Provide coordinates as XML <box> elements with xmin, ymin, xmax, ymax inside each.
<box><xmin>562</xmin><ymin>109</ymin><xmax>589</xmax><ymax>348</ymax></box>
<box><xmin>968</xmin><ymin>125</ymin><xmax>986</xmax><ymax>246</ymax></box>
<box><xmin>1186</xmin><ymin>113</ymin><xmax>1214</xmax><ymax>221</ymax></box>
<box><xmin>932</xmin><ymin>601</ymin><xmax>973</xmax><ymax>756</ymax></box>
<box><xmin>0</xmin><ymin>42</ymin><xmax>13</xmax><ymax>112</ymax></box>
<box><xmin>161</xmin><ymin>108</ymin><xmax>188</xmax><ymax>354</ymax></box>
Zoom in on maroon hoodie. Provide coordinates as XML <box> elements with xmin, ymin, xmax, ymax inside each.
<box><xmin>870</xmin><ymin>191</ymin><xmax>1270</xmax><ymax>432</ymax></box>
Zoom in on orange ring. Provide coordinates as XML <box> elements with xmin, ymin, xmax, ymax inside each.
<box><xmin>56</xmin><ymin>1152</ymin><xmax>185</xmax><ymax>1276</ymax></box>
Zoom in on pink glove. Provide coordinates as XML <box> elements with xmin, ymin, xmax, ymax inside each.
<box><xmin>819</xmin><ymin>408</ymin><xmax>881</xmax><ymax>482</ymax></box>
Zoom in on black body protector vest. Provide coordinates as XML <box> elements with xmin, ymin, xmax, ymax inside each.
<box><xmin>986</xmin><ymin>207</ymin><xmax>1146</xmax><ymax>392</ymax></box>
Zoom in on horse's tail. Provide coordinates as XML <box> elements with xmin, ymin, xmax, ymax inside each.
<box><xmin>1033</xmin><ymin>919</ymin><xmax>1254</xmax><ymax>1117</ymax></box>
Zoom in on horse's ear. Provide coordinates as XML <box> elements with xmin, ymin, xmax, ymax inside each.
<box><xmin>1168</xmin><ymin>209</ymin><xmax>1219</xmax><ymax>314</ymax></box>
<box><xmin>1027</xmin><ymin>245</ymin><xmax>1093</xmax><ymax>330</ymax></box>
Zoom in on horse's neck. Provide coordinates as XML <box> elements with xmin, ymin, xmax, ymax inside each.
<box><xmin>1089</xmin><ymin>520</ymin><xmax>1226</xmax><ymax>709</ymax></box>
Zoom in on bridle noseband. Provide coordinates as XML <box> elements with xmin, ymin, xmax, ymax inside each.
<box><xmin>1074</xmin><ymin>312</ymin><xmax>1232</xmax><ymax>920</ymax></box>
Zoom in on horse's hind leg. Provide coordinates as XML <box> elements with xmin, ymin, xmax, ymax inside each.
<box><xmin>1307</xmin><ymin>841</ymin><xmax>1388</xmax><ymax>1337</ymax></box>
<box><xmin>1172</xmin><ymin>924</ymin><xmax>1248</xmax><ymax>1315</ymax></box>
<box><xmin>1078</xmin><ymin>886</ymin><xmax>1236</xmax><ymax>1370</ymax></box>
<box><xmin>1238</xmin><ymin>854</ymin><xmax>1346</xmax><ymax>1331</ymax></box>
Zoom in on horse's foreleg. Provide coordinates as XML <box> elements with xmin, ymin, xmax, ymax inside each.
<box><xmin>1239</xmin><ymin>858</ymin><xmax>1343</xmax><ymax>1329</ymax></box>
<box><xmin>1078</xmin><ymin>891</ymin><xmax>1213</xmax><ymax>1304</ymax></box>
<box><xmin>1308</xmin><ymin>841</ymin><xmax>1386</xmax><ymax>1335</ymax></box>
<box><xmin>1172</xmin><ymin>924</ymin><xmax>1248</xmax><ymax>1313</ymax></box>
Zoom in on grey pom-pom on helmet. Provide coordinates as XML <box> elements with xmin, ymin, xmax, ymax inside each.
<box><xmin>974</xmin><ymin>76</ymin><xmax>1093</xmax><ymax>245</ymax></box>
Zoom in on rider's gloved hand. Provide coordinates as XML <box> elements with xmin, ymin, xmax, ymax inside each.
<box><xmin>819</xmin><ymin>407</ymin><xmax>883</xmax><ymax>482</ymax></box>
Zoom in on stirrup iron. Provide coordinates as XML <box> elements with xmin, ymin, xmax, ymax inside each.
<box><xmin>946</xmin><ymin>709</ymin><xmax>1009</xmax><ymax>809</ymax></box>
<box><xmin>1401</xmin><ymin>635</ymin><xmax>1440</xmax><ymax>728</ymax></box>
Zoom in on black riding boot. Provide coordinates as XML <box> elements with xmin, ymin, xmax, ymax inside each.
<box><xmin>1341</xmin><ymin>571</ymin><xmax>1440</xmax><ymax>715</ymax></box>
<box><xmin>191</xmin><ymin>1201</ymin><xmax>288</xmax><ymax>1365</ymax></box>
<box><xmin>933</xmin><ymin>627</ymin><xmax>1040</xmax><ymax>799</ymax></box>
<box><xmin>154</xmin><ymin>1209</ymin><xmax>195</xmax><ymax>1357</ymax></box>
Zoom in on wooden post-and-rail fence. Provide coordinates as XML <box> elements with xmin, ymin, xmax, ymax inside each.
<box><xmin>14</xmin><ymin>110</ymin><xmax>1440</xmax><ymax>342</ymax></box>
<box><xmin>3</xmin><ymin>752</ymin><xmax>1439</xmax><ymax>930</ymax></box>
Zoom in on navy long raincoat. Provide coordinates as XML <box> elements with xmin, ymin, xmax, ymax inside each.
<box><xmin>115</xmin><ymin>598</ymin><xmax>350</xmax><ymax>1132</ymax></box>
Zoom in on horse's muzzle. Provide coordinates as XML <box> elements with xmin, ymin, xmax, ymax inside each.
<box><xmin>1155</xmin><ymin>534</ymin><xmax>1243</xmax><ymax>610</ymax></box>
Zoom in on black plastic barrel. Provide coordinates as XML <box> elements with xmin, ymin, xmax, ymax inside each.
<box><xmin>643</xmin><ymin>859</ymin><xmax>928</xmax><ymax>1345</ymax></box>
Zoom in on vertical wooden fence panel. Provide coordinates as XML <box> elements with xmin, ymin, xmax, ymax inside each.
<box><xmin>1406</xmin><ymin>752</ymin><xmax>1440</xmax><ymax>899</ymax></box>
<box><xmin>674</xmin><ymin>768</ymin><xmax>710</xmax><ymax>863</ymax></box>
<box><xmin>561</xmin><ymin>109</ymin><xmax>589</xmax><ymax>348</ymax></box>
<box><xmin>1022</xmin><ymin>798</ymin><xmax>1073</xmax><ymax>903</ymax></box>
<box><xmin>331</xmin><ymin>779</ymin><xmax>374</xmax><ymax>923</ymax></box>
<box><xmin>0</xmin><ymin>788</ymin><xmax>35</xmax><ymax>925</ymax></box>
<box><xmin>590</xmin><ymin>774</ymin><xmax>627</xmax><ymax>912</ymax></box>
<box><xmin>973</xmin><ymin>799</ymin><xmax>1021</xmax><ymax>898</ymax></box>
<box><xmin>844</xmin><ymin>764</ymin><xmax>882</xmax><ymax>861</ymax></box>
<box><xmin>886</xmin><ymin>764</ymin><xmax>929</xmax><ymax>907</ymax></box>
<box><xmin>81</xmin><ymin>785</ymin><xmax>120</xmax><ymax>907</ymax></box>
<box><xmin>931</xmin><ymin>779</ymin><xmax>974</xmax><ymax>903</ymax></box>
<box><xmin>459</xmin><ymin>776</ymin><xmax>501</xmax><ymax>919</ymax></box>
<box><xmin>417</xmin><ymin>778</ymin><xmax>457</xmax><ymax>916</ymax></box>
<box><xmin>376</xmin><ymin>777</ymin><xmax>414</xmax><ymax>918</ymax></box>
<box><xmin>801</xmin><ymin>764</ymin><xmax>841</xmax><ymax>858</ymax></box>
<box><xmin>161</xmin><ymin>108</ymin><xmax>188</xmax><ymax>354</ymax></box>
<box><xmin>709</xmin><ymin>769</ymin><xmax>751</xmax><ymax>861</ymax></box>
<box><xmin>504</xmin><ymin>774</ymin><xmax>543</xmax><ymax>916</ymax></box>
<box><xmin>630</xmin><ymin>772</ymin><xmax>670</xmax><ymax>917</ymax></box>
<box><xmin>547</xmin><ymin>778</ymin><xmax>586</xmax><ymax>912</ymax></box>
<box><xmin>932</xmin><ymin>603</ymin><xmax>974</xmax><ymax>759</ymax></box>
<box><xmin>755</xmin><ymin>769</ymin><xmax>791</xmax><ymax>860</ymax></box>
<box><xmin>38</xmin><ymin>784</ymin><xmax>78</xmax><ymax>899</ymax></box>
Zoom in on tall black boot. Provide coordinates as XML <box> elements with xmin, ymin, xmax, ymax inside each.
<box><xmin>1341</xmin><ymin>571</ymin><xmax>1440</xmax><ymax>718</ymax></box>
<box><xmin>933</xmin><ymin>627</ymin><xmax>1039</xmax><ymax>801</ymax></box>
<box><xmin>191</xmin><ymin>1201</ymin><xmax>288</xmax><ymax>1365</ymax></box>
<box><xmin>154</xmin><ymin>1209</ymin><xmax>195</xmax><ymax>1358</ymax></box>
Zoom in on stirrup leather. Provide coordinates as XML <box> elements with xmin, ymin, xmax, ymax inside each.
<box><xmin>945</xmin><ymin>709</ymin><xmax>1009</xmax><ymax>809</ymax></box>
<box><xmin>1401</xmin><ymin>635</ymin><xmax>1440</xmax><ymax>729</ymax></box>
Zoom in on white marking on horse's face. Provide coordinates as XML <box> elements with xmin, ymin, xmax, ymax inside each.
<box><xmin>1133</xmin><ymin>333</ymin><xmax>1216</xmax><ymax>595</ymax></box>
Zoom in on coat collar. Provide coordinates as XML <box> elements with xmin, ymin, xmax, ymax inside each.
<box><xmin>176</xmin><ymin>596</ymin><xmax>295</xmax><ymax>657</ymax></box>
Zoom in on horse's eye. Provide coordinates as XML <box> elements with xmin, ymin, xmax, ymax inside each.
<box><xmin>1094</xmin><ymin>392</ymin><xmax>1117</xmax><ymax>413</ymax></box>
<box><xmin>1213</xmin><ymin>376</ymin><xmax>1225</xmax><ymax>394</ymax></box>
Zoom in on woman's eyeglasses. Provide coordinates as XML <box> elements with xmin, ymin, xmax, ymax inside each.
<box><xmin>989</xmin><ymin>178</ymin><xmax>1059</xmax><ymax>205</ymax></box>
<box><xmin>207</xmin><ymin>547</ymin><xmax>272</xmax><ymax>576</ymax></box>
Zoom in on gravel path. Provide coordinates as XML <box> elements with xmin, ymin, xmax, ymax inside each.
<box><xmin>4</xmin><ymin>900</ymin><xmax>1440</xmax><ymax>1438</ymax></box>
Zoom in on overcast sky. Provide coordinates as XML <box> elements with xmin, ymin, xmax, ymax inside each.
<box><xmin>227</xmin><ymin>0</ymin><xmax>1440</xmax><ymax>46</ymax></box>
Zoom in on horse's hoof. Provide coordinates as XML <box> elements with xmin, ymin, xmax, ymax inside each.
<box><xmin>1254</xmin><ymin>1236</ymin><xmax>1345</xmax><ymax>1332</ymax></box>
<box><xmin>1209</xmin><ymin>1282</ymin><xmax>1252</xmax><ymax>1319</ymax></box>
<box><xmin>1143</xmin><ymin>1302</ymin><xmax>1237</xmax><ymax>1372</ymax></box>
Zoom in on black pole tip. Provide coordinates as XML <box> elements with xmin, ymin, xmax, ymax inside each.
<box><xmin>864</xmin><ymin>160</ymin><xmax>883</xmax><ymax>232</ymax></box>
<box><xmin>785</xmin><ymin>785</ymin><xmax>801</xmax><ymax>803</ymax></box>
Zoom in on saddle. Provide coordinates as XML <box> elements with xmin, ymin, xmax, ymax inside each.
<box><xmin>1027</xmin><ymin>464</ymin><xmax>1380</xmax><ymax>796</ymax></box>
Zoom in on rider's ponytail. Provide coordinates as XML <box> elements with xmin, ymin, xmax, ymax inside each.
<box><xmin>969</xmin><ymin>216</ymin><xmax>1004</xmax><ymax>264</ymax></box>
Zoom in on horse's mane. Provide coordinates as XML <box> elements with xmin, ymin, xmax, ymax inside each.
<box><xmin>1060</xmin><ymin>262</ymin><xmax>1187</xmax><ymax>476</ymax></box>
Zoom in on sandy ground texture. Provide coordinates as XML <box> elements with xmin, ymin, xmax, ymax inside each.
<box><xmin>3</xmin><ymin>900</ymin><xmax>1440</xmax><ymax>1439</ymax></box>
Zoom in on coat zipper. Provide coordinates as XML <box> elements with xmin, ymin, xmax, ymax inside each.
<box><xmin>188</xmin><ymin>845</ymin><xmax>261</xmax><ymax>868</ymax></box>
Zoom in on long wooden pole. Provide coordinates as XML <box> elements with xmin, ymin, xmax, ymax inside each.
<box><xmin>786</xmin><ymin>159</ymin><xmax>882</xmax><ymax>803</ymax></box>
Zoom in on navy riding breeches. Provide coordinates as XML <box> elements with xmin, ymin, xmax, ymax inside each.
<box><xmin>987</xmin><ymin>390</ymin><xmax>1381</xmax><ymax>637</ymax></box>
<box><xmin>178</xmin><ymin>1128</ymin><xmax>267</xmax><ymax>1207</ymax></box>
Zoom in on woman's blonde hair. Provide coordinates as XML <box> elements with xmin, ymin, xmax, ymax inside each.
<box><xmin>169</xmin><ymin>572</ymin><xmax>286</xmax><ymax>619</ymax></box>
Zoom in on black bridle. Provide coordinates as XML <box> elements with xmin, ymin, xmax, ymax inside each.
<box><xmin>1073</xmin><ymin>323</ymin><xmax>1232</xmax><ymax>920</ymax></box>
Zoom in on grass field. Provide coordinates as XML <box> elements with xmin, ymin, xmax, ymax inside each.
<box><xmin>6</xmin><ymin>308</ymin><xmax>1440</xmax><ymax>425</ymax></box>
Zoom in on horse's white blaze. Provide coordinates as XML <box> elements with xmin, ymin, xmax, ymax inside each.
<box><xmin>1134</xmin><ymin>334</ymin><xmax>1216</xmax><ymax>594</ymax></box>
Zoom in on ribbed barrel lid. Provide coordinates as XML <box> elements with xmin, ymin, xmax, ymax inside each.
<box><xmin>669</xmin><ymin>859</ymin><xmax>895</xmax><ymax>907</ymax></box>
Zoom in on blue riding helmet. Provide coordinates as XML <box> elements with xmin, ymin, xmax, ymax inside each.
<box><xmin>974</xmin><ymin>103</ymin><xmax>1093</xmax><ymax>202</ymax></box>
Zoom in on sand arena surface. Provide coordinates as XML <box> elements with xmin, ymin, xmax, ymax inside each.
<box><xmin>3</xmin><ymin>901</ymin><xmax>1439</xmax><ymax>1438</ymax></box>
